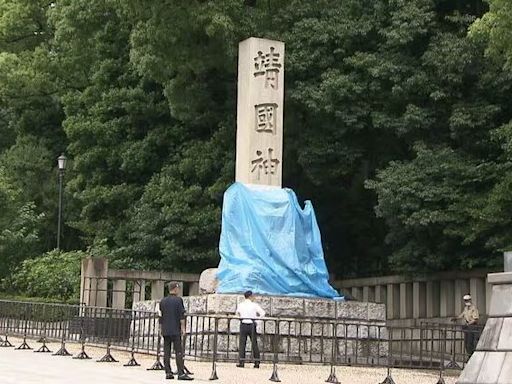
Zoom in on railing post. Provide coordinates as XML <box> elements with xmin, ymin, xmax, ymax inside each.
<box><xmin>97</xmin><ymin>308</ymin><xmax>118</xmax><ymax>362</ymax></box>
<box><xmin>73</xmin><ymin>307</ymin><xmax>91</xmax><ymax>360</ymax></box>
<box><xmin>16</xmin><ymin>303</ymin><xmax>32</xmax><ymax>350</ymax></box>
<box><xmin>445</xmin><ymin>324</ymin><xmax>461</xmax><ymax>370</ymax></box>
<box><xmin>35</xmin><ymin>304</ymin><xmax>51</xmax><ymax>353</ymax></box>
<box><xmin>436</xmin><ymin>329</ymin><xmax>446</xmax><ymax>384</ymax></box>
<box><xmin>269</xmin><ymin>319</ymin><xmax>280</xmax><ymax>382</ymax></box>
<box><xmin>53</xmin><ymin>305</ymin><xmax>71</xmax><ymax>356</ymax></box>
<box><xmin>378</xmin><ymin>327</ymin><xmax>396</xmax><ymax>384</ymax></box>
<box><xmin>209</xmin><ymin>317</ymin><xmax>219</xmax><ymax>381</ymax></box>
<box><xmin>147</xmin><ymin>329</ymin><xmax>164</xmax><ymax>370</ymax></box>
<box><xmin>124</xmin><ymin>309</ymin><xmax>140</xmax><ymax>367</ymax></box>
<box><xmin>0</xmin><ymin>315</ymin><xmax>13</xmax><ymax>347</ymax></box>
<box><xmin>325</xmin><ymin>321</ymin><xmax>340</xmax><ymax>383</ymax></box>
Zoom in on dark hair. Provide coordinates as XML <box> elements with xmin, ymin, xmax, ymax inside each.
<box><xmin>168</xmin><ymin>282</ymin><xmax>180</xmax><ymax>291</ymax></box>
<box><xmin>244</xmin><ymin>290</ymin><xmax>253</xmax><ymax>299</ymax></box>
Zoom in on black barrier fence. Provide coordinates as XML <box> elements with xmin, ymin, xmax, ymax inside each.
<box><xmin>0</xmin><ymin>299</ymin><xmax>481</xmax><ymax>382</ymax></box>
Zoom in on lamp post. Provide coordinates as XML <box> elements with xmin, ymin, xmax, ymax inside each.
<box><xmin>57</xmin><ymin>154</ymin><xmax>67</xmax><ymax>250</ymax></box>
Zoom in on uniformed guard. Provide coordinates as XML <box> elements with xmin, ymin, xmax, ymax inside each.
<box><xmin>451</xmin><ymin>294</ymin><xmax>480</xmax><ymax>355</ymax></box>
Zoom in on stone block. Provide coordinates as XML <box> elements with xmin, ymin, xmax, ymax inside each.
<box><xmin>475</xmin><ymin>352</ymin><xmax>506</xmax><ymax>384</ymax></box>
<box><xmin>498</xmin><ymin>352</ymin><xmax>512</xmax><ymax>383</ymax></box>
<box><xmin>334</xmin><ymin>339</ymin><xmax>380</xmax><ymax>361</ymax></box>
<box><xmin>217</xmin><ymin>317</ymin><xmax>243</xmax><ymax>333</ymax></box>
<box><xmin>367</xmin><ymin>324</ymin><xmax>387</xmax><ymax>339</ymax></box>
<box><xmin>132</xmin><ymin>293</ymin><xmax>387</xmax><ymax>363</ymax></box>
<box><xmin>250</xmin><ymin>295</ymin><xmax>272</xmax><ymax>315</ymax></box>
<box><xmin>368</xmin><ymin>303</ymin><xmax>386</xmax><ymax>321</ymax></box>
<box><xmin>368</xmin><ymin>340</ymin><xmax>389</xmax><ymax>358</ymax></box>
<box><xmin>187</xmin><ymin>315</ymin><xmax>240</xmax><ymax>334</ymax></box>
<box><xmin>151</xmin><ymin>280</ymin><xmax>165</xmax><ymax>301</ymax></box>
<box><xmin>489</xmin><ymin>285</ymin><xmax>512</xmax><ymax>317</ymax></box>
<box><xmin>270</xmin><ymin>297</ymin><xmax>305</xmax><ymax>317</ymax></box>
<box><xmin>112</xmin><ymin>279</ymin><xmax>126</xmax><ymax>309</ymax></box>
<box><xmin>304</xmin><ymin>299</ymin><xmax>335</xmax><ymax>318</ymax></box>
<box><xmin>216</xmin><ymin>334</ymin><xmax>241</xmax><ymax>352</ymax></box>
<box><xmin>206</xmin><ymin>294</ymin><xmax>239</xmax><ymax>314</ymax></box>
<box><xmin>133</xmin><ymin>299</ymin><xmax>158</xmax><ymax>313</ymax></box>
<box><xmin>477</xmin><ymin>318</ymin><xmax>503</xmax><ymax>351</ymax></box>
<box><xmin>341</xmin><ymin>323</ymin><xmax>369</xmax><ymax>339</ymax></box>
<box><xmin>497</xmin><ymin>317</ymin><xmax>512</xmax><ymax>351</ymax></box>
<box><xmin>187</xmin><ymin>295</ymin><xmax>207</xmax><ymax>313</ymax></box>
<box><xmin>306</xmin><ymin>339</ymin><xmax>334</xmax><ymax>356</ymax></box>
<box><xmin>294</xmin><ymin>321</ymin><xmax>333</xmax><ymax>337</ymax></box>
<box><xmin>262</xmin><ymin>319</ymin><xmax>306</xmax><ymax>336</ymax></box>
<box><xmin>186</xmin><ymin>334</ymin><xmax>216</xmax><ymax>356</ymax></box>
<box><xmin>199</xmin><ymin>268</ymin><xmax>218</xmax><ymax>294</ymax></box>
<box><xmin>336</xmin><ymin>301</ymin><xmax>368</xmax><ymax>320</ymax></box>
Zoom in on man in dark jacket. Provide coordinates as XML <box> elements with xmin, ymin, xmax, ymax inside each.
<box><xmin>158</xmin><ymin>282</ymin><xmax>193</xmax><ymax>381</ymax></box>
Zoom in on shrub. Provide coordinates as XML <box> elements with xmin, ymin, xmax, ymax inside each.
<box><xmin>7</xmin><ymin>250</ymin><xmax>85</xmax><ymax>301</ymax></box>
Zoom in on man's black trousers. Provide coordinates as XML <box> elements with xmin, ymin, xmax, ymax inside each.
<box><xmin>238</xmin><ymin>323</ymin><xmax>260</xmax><ymax>365</ymax></box>
<box><xmin>163</xmin><ymin>335</ymin><xmax>185</xmax><ymax>375</ymax></box>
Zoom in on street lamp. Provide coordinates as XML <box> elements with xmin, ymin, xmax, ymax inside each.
<box><xmin>57</xmin><ymin>154</ymin><xmax>67</xmax><ymax>250</ymax></box>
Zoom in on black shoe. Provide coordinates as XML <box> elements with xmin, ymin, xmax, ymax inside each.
<box><xmin>166</xmin><ymin>373</ymin><xmax>174</xmax><ymax>379</ymax></box>
<box><xmin>236</xmin><ymin>363</ymin><xmax>244</xmax><ymax>368</ymax></box>
<box><xmin>184</xmin><ymin>367</ymin><xmax>194</xmax><ymax>375</ymax></box>
<box><xmin>177</xmin><ymin>374</ymin><xmax>193</xmax><ymax>381</ymax></box>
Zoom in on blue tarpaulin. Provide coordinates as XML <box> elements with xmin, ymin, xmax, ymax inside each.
<box><xmin>217</xmin><ymin>183</ymin><xmax>342</xmax><ymax>299</ymax></box>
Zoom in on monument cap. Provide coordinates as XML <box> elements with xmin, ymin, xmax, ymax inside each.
<box><xmin>463</xmin><ymin>294</ymin><xmax>471</xmax><ymax>301</ymax></box>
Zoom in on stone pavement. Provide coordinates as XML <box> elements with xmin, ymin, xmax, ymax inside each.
<box><xmin>0</xmin><ymin>338</ymin><xmax>460</xmax><ymax>384</ymax></box>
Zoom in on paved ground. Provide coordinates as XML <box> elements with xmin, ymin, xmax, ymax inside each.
<box><xmin>0</xmin><ymin>337</ymin><xmax>460</xmax><ymax>384</ymax></box>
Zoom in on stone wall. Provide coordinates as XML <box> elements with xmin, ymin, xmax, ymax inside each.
<box><xmin>336</xmin><ymin>269</ymin><xmax>494</xmax><ymax>326</ymax></box>
<box><xmin>132</xmin><ymin>294</ymin><xmax>388</xmax><ymax>363</ymax></box>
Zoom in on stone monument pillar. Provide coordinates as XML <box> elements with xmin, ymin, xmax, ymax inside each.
<box><xmin>457</xmin><ymin>252</ymin><xmax>512</xmax><ymax>383</ymax></box>
<box><xmin>215</xmin><ymin>37</ymin><xmax>339</xmax><ymax>299</ymax></box>
<box><xmin>235</xmin><ymin>37</ymin><xmax>284</xmax><ymax>187</ymax></box>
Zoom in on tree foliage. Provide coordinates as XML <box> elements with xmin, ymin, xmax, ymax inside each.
<box><xmin>0</xmin><ymin>166</ymin><xmax>43</xmax><ymax>278</ymax></box>
<box><xmin>7</xmin><ymin>250</ymin><xmax>84</xmax><ymax>300</ymax></box>
<box><xmin>1</xmin><ymin>0</ymin><xmax>512</xmax><ymax>281</ymax></box>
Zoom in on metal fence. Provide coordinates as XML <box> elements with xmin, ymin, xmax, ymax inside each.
<box><xmin>0</xmin><ymin>299</ymin><xmax>481</xmax><ymax>382</ymax></box>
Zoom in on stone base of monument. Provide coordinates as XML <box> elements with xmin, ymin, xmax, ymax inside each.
<box><xmin>456</xmin><ymin>270</ymin><xmax>512</xmax><ymax>384</ymax></box>
<box><xmin>133</xmin><ymin>294</ymin><xmax>387</xmax><ymax>364</ymax></box>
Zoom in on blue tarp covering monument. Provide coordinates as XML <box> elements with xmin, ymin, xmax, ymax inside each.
<box><xmin>217</xmin><ymin>183</ymin><xmax>341</xmax><ymax>299</ymax></box>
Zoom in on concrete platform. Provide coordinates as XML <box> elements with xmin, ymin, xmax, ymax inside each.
<box><xmin>0</xmin><ymin>337</ymin><xmax>459</xmax><ymax>384</ymax></box>
<box><xmin>133</xmin><ymin>294</ymin><xmax>387</xmax><ymax>362</ymax></box>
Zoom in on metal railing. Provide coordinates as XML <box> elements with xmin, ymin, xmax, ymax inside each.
<box><xmin>0</xmin><ymin>299</ymin><xmax>479</xmax><ymax>382</ymax></box>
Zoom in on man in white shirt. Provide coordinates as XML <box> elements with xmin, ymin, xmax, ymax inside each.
<box><xmin>235</xmin><ymin>290</ymin><xmax>265</xmax><ymax>368</ymax></box>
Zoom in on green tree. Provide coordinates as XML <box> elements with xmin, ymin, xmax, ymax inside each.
<box><xmin>3</xmin><ymin>0</ymin><xmax>510</xmax><ymax>281</ymax></box>
<box><xmin>8</xmin><ymin>250</ymin><xmax>84</xmax><ymax>300</ymax></box>
<box><xmin>470</xmin><ymin>0</ymin><xmax>512</xmax><ymax>68</ymax></box>
<box><xmin>60</xmin><ymin>0</ymin><xmax>505</xmax><ymax>275</ymax></box>
<box><xmin>0</xmin><ymin>166</ymin><xmax>43</xmax><ymax>278</ymax></box>
<box><xmin>367</xmin><ymin>145</ymin><xmax>501</xmax><ymax>273</ymax></box>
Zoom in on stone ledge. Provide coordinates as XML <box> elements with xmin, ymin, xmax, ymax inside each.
<box><xmin>488</xmin><ymin>272</ymin><xmax>512</xmax><ymax>285</ymax></box>
<box><xmin>182</xmin><ymin>294</ymin><xmax>386</xmax><ymax>322</ymax></box>
<box><xmin>134</xmin><ymin>294</ymin><xmax>387</xmax><ymax>322</ymax></box>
